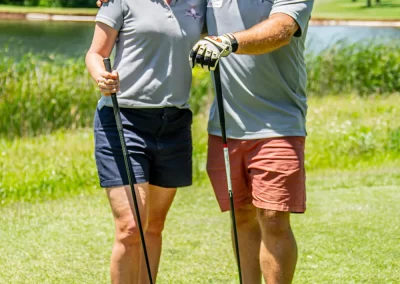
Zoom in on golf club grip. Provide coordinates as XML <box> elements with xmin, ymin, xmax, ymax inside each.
<box><xmin>102</xmin><ymin>58</ymin><xmax>154</xmax><ymax>284</ymax></box>
<box><xmin>103</xmin><ymin>58</ymin><xmax>122</xmax><ymax>132</ymax></box>
<box><xmin>213</xmin><ymin>65</ymin><xmax>228</xmax><ymax>145</ymax></box>
<box><xmin>103</xmin><ymin>58</ymin><xmax>117</xmax><ymax>98</ymax></box>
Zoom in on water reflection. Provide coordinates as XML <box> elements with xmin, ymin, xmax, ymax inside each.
<box><xmin>0</xmin><ymin>20</ymin><xmax>94</xmax><ymax>57</ymax></box>
<box><xmin>306</xmin><ymin>25</ymin><xmax>400</xmax><ymax>53</ymax></box>
<box><xmin>0</xmin><ymin>19</ymin><xmax>399</xmax><ymax>58</ymax></box>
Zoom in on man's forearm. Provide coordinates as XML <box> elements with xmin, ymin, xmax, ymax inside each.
<box><xmin>233</xmin><ymin>13</ymin><xmax>299</xmax><ymax>55</ymax></box>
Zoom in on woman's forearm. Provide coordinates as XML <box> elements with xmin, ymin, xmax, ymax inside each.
<box><xmin>85</xmin><ymin>52</ymin><xmax>106</xmax><ymax>84</ymax></box>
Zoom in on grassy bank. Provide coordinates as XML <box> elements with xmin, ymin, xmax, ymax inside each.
<box><xmin>1</xmin><ymin>41</ymin><xmax>399</xmax><ymax>138</ymax></box>
<box><xmin>1</xmin><ymin>94</ymin><xmax>400</xmax><ymax>204</ymax></box>
<box><xmin>313</xmin><ymin>0</ymin><xmax>400</xmax><ymax>20</ymax></box>
<box><xmin>0</xmin><ymin>4</ymin><xmax>97</xmax><ymax>15</ymax></box>
<box><xmin>307</xmin><ymin>41</ymin><xmax>400</xmax><ymax>95</ymax></box>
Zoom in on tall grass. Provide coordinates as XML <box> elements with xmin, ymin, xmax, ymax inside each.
<box><xmin>1</xmin><ymin>95</ymin><xmax>399</xmax><ymax>204</ymax></box>
<box><xmin>307</xmin><ymin>40</ymin><xmax>400</xmax><ymax>95</ymax></box>
<box><xmin>0</xmin><ymin>52</ymin><xmax>96</xmax><ymax>138</ymax></box>
<box><xmin>1</xmin><ymin>41</ymin><xmax>399</xmax><ymax>138</ymax></box>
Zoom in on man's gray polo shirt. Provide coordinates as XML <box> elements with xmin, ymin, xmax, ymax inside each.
<box><xmin>206</xmin><ymin>0</ymin><xmax>314</xmax><ymax>139</ymax></box>
<box><xmin>96</xmin><ymin>0</ymin><xmax>206</xmax><ymax>109</ymax></box>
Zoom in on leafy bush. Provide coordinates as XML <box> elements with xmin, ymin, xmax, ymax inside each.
<box><xmin>0</xmin><ymin>0</ymin><xmax>96</xmax><ymax>7</ymax></box>
<box><xmin>306</xmin><ymin>40</ymin><xmax>400</xmax><ymax>95</ymax></box>
<box><xmin>1</xmin><ymin>41</ymin><xmax>399</xmax><ymax>138</ymax></box>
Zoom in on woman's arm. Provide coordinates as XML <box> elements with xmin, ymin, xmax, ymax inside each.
<box><xmin>85</xmin><ymin>22</ymin><xmax>120</xmax><ymax>95</ymax></box>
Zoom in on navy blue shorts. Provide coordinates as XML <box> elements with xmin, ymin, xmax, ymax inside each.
<box><xmin>94</xmin><ymin>106</ymin><xmax>193</xmax><ymax>188</ymax></box>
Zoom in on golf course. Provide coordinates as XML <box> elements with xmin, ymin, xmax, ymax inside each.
<box><xmin>0</xmin><ymin>0</ymin><xmax>399</xmax><ymax>283</ymax></box>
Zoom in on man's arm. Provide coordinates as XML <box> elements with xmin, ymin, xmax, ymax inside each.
<box><xmin>189</xmin><ymin>0</ymin><xmax>314</xmax><ymax>71</ymax></box>
<box><xmin>233</xmin><ymin>13</ymin><xmax>298</xmax><ymax>55</ymax></box>
<box><xmin>189</xmin><ymin>13</ymin><xmax>298</xmax><ymax>71</ymax></box>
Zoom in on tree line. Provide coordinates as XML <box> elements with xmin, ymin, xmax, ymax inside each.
<box><xmin>353</xmin><ymin>0</ymin><xmax>382</xmax><ymax>7</ymax></box>
<box><xmin>0</xmin><ymin>0</ymin><xmax>384</xmax><ymax>7</ymax></box>
<box><xmin>0</xmin><ymin>0</ymin><xmax>95</xmax><ymax>7</ymax></box>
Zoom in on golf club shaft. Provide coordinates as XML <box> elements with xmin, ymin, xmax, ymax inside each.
<box><xmin>103</xmin><ymin>58</ymin><xmax>153</xmax><ymax>284</ymax></box>
<box><xmin>213</xmin><ymin>64</ymin><xmax>243</xmax><ymax>284</ymax></box>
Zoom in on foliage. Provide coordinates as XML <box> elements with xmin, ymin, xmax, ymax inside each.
<box><xmin>0</xmin><ymin>51</ymin><xmax>96</xmax><ymax>138</ymax></box>
<box><xmin>1</xmin><ymin>95</ymin><xmax>400</xmax><ymax>203</ymax></box>
<box><xmin>306</xmin><ymin>40</ymin><xmax>400</xmax><ymax>96</ymax></box>
<box><xmin>1</xmin><ymin>42</ymin><xmax>399</xmax><ymax>138</ymax></box>
<box><xmin>0</xmin><ymin>0</ymin><xmax>96</xmax><ymax>7</ymax></box>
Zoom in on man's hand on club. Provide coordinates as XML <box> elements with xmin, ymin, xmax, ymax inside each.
<box><xmin>189</xmin><ymin>33</ymin><xmax>237</xmax><ymax>71</ymax></box>
<box><xmin>96</xmin><ymin>0</ymin><xmax>108</xmax><ymax>8</ymax></box>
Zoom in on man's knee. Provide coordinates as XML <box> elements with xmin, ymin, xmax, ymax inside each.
<box><xmin>257</xmin><ymin>209</ymin><xmax>291</xmax><ymax>237</ymax></box>
<box><xmin>235</xmin><ymin>204</ymin><xmax>258</xmax><ymax>228</ymax></box>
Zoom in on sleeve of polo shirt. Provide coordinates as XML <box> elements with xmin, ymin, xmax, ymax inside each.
<box><xmin>270</xmin><ymin>0</ymin><xmax>314</xmax><ymax>37</ymax></box>
<box><xmin>95</xmin><ymin>0</ymin><xmax>124</xmax><ymax>31</ymax></box>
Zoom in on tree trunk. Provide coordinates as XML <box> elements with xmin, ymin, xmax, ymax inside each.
<box><xmin>367</xmin><ymin>0</ymin><xmax>372</xmax><ymax>7</ymax></box>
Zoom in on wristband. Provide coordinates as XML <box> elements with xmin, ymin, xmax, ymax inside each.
<box><xmin>225</xmin><ymin>33</ymin><xmax>239</xmax><ymax>53</ymax></box>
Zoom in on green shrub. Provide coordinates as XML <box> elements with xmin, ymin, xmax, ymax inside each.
<box><xmin>306</xmin><ymin>40</ymin><xmax>400</xmax><ymax>95</ymax></box>
<box><xmin>1</xmin><ymin>95</ymin><xmax>400</xmax><ymax>203</ymax></box>
<box><xmin>0</xmin><ymin>52</ymin><xmax>97</xmax><ymax>138</ymax></box>
<box><xmin>1</xmin><ymin>41</ymin><xmax>399</xmax><ymax>138</ymax></box>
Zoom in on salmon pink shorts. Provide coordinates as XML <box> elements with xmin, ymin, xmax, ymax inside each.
<box><xmin>207</xmin><ymin>135</ymin><xmax>306</xmax><ymax>213</ymax></box>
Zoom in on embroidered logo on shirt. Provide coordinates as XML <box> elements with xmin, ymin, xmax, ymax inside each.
<box><xmin>207</xmin><ymin>0</ymin><xmax>222</xmax><ymax>8</ymax></box>
<box><xmin>185</xmin><ymin>7</ymin><xmax>200</xmax><ymax>19</ymax></box>
<box><xmin>184</xmin><ymin>0</ymin><xmax>201</xmax><ymax>19</ymax></box>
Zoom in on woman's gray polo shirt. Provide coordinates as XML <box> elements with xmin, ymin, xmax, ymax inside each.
<box><xmin>96</xmin><ymin>0</ymin><xmax>206</xmax><ymax>109</ymax></box>
<box><xmin>206</xmin><ymin>0</ymin><xmax>314</xmax><ymax>139</ymax></box>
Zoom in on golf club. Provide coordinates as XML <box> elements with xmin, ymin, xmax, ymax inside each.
<box><xmin>103</xmin><ymin>58</ymin><xmax>153</xmax><ymax>284</ymax></box>
<box><xmin>213</xmin><ymin>64</ymin><xmax>243</xmax><ymax>284</ymax></box>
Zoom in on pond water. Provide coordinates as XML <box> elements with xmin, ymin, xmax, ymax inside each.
<box><xmin>0</xmin><ymin>19</ymin><xmax>399</xmax><ymax>58</ymax></box>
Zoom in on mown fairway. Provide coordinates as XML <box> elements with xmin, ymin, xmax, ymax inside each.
<box><xmin>0</xmin><ymin>168</ymin><xmax>399</xmax><ymax>283</ymax></box>
<box><xmin>312</xmin><ymin>0</ymin><xmax>400</xmax><ymax>20</ymax></box>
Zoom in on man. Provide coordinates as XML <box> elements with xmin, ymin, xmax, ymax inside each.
<box><xmin>189</xmin><ymin>1</ymin><xmax>314</xmax><ymax>283</ymax></box>
<box><xmin>97</xmin><ymin>0</ymin><xmax>314</xmax><ymax>283</ymax></box>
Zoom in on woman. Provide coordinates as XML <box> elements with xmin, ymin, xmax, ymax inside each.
<box><xmin>86</xmin><ymin>0</ymin><xmax>206</xmax><ymax>283</ymax></box>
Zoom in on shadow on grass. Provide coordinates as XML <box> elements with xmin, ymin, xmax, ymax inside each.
<box><xmin>360</xmin><ymin>3</ymin><xmax>400</xmax><ymax>9</ymax></box>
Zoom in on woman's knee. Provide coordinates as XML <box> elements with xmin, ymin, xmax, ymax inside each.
<box><xmin>146</xmin><ymin>219</ymin><xmax>166</xmax><ymax>236</ymax></box>
<box><xmin>115</xmin><ymin>219</ymin><xmax>147</xmax><ymax>247</ymax></box>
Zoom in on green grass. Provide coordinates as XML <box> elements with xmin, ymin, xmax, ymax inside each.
<box><xmin>0</xmin><ymin>116</ymin><xmax>209</xmax><ymax>204</ymax></box>
<box><xmin>305</xmin><ymin>94</ymin><xmax>400</xmax><ymax>170</ymax></box>
<box><xmin>0</xmin><ymin>4</ymin><xmax>97</xmax><ymax>15</ymax></box>
<box><xmin>1</xmin><ymin>95</ymin><xmax>400</xmax><ymax>204</ymax></box>
<box><xmin>306</xmin><ymin>41</ymin><xmax>400</xmax><ymax>95</ymax></box>
<box><xmin>2</xmin><ymin>42</ymin><xmax>400</xmax><ymax>138</ymax></box>
<box><xmin>0</xmin><ymin>167</ymin><xmax>399</xmax><ymax>283</ymax></box>
<box><xmin>313</xmin><ymin>0</ymin><xmax>400</xmax><ymax>20</ymax></box>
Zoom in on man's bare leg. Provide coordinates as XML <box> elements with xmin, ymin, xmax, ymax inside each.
<box><xmin>233</xmin><ymin>204</ymin><xmax>262</xmax><ymax>284</ymax></box>
<box><xmin>258</xmin><ymin>209</ymin><xmax>297</xmax><ymax>284</ymax></box>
